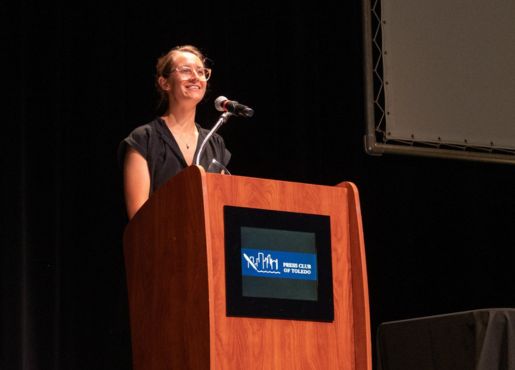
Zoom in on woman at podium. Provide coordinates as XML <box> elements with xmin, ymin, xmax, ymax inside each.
<box><xmin>119</xmin><ymin>45</ymin><xmax>231</xmax><ymax>219</ymax></box>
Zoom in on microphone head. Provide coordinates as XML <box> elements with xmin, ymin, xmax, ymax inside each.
<box><xmin>214</xmin><ymin>96</ymin><xmax>228</xmax><ymax>112</ymax></box>
<box><xmin>241</xmin><ymin>107</ymin><xmax>254</xmax><ymax>118</ymax></box>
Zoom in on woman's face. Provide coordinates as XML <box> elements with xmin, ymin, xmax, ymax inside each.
<box><xmin>164</xmin><ymin>51</ymin><xmax>208</xmax><ymax>106</ymax></box>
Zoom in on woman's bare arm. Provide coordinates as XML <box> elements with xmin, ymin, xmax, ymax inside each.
<box><xmin>123</xmin><ymin>147</ymin><xmax>150</xmax><ymax>219</ymax></box>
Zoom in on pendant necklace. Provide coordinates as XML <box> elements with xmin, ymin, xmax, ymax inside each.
<box><xmin>178</xmin><ymin>135</ymin><xmax>190</xmax><ymax>149</ymax></box>
<box><xmin>172</xmin><ymin>128</ymin><xmax>197</xmax><ymax>150</ymax></box>
<box><xmin>164</xmin><ymin>116</ymin><xmax>196</xmax><ymax>150</ymax></box>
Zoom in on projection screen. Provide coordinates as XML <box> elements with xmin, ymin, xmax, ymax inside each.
<box><xmin>362</xmin><ymin>0</ymin><xmax>515</xmax><ymax>164</ymax></box>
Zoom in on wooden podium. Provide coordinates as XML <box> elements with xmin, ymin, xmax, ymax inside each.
<box><xmin>123</xmin><ymin>166</ymin><xmax>371</xmax><ymax>370</ymax></box>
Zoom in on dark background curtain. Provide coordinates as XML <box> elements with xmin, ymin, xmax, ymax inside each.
<box><xmin>2</xmin><ymin>1</ymin><xmax>515</xmax><ymax>369</ymax></box>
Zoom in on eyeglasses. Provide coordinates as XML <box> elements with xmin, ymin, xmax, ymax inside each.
<box><xmin>170</xmin><ymin>65</ymin><xmax>212</xmax><ymax>81</ymax></box>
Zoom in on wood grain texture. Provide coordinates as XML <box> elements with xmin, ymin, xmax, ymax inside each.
<box><xmin>123</xmin><ymin>166</ymin><xmax>211</xmax><ymax>370</ymax></box>
<box><xmin>337</xmin><ymin>181</ymin><xmax>372</xmax><ymax>370</ymax></box>
<box><xmin>205</xmin><ymin>174</ymin><xmax>372</xmax><ymax>370</ymax></box>
<box><xmin>123</xmin><ymin>166</ymin><xmax>371</xmax><ymax>369</ymax></box>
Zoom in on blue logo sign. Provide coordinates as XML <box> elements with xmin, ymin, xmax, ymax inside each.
<box><xmin>241</xmin><ymin>248</ymin><xmax>317</xmax><ymax>281</ymax></box>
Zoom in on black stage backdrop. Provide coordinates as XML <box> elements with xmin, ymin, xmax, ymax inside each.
<box><xmin>3</xmin><ymin>1</ymin><xmax>515</xmax><ymax>369</ymax></box>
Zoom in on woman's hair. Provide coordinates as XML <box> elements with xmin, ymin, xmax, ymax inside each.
<box><xmin>155</xmin><ymin>45</ymin><xmax>208</xmax><ymax>111</ymax></box>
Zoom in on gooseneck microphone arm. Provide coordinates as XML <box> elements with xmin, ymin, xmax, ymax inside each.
<box><xmin>195</xmin><ymin>111</ymin><xmax>233</xmax><ymax>167</ymax></box>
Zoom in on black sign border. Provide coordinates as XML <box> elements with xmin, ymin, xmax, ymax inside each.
<box><xmin>224</xmin><ymin>206</ymin><xmax>334</xmax><ymax>322</ymax></box>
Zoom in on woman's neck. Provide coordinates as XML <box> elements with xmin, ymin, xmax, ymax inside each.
<box><xmin>162</xmin><ymin>107</ymin><xmax>197</xmax><ymax>132</ymax></box>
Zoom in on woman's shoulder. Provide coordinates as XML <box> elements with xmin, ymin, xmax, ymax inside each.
<box><xmin>128</xmin><ymin>117</ymin><xmax>163</xmax><ymax>137</ymax></box>
<box><xmin>118</xmin><ymin>118</ymin><xmax>164</xmax><ymax>164</ymax></box>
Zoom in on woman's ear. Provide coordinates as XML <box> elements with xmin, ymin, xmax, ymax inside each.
<box><xmin>158</xmin><ymin>76</ymin><xmax>171</xmax><ymax>92</ymax></box>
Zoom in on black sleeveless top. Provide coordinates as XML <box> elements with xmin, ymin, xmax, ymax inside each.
<box><xmin>119</xmin><ymin>117</ymin><xmax>231</xmax><ymax>192</ymax></box>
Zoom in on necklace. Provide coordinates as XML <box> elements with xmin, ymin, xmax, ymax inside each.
<box><xmin>163</xmin><ymin>116</ymin><xmax>197</xmax><ymax>150</ymax></box>
<box><xmin>170</xmin><ymin>127</ymin><xmax>198</xmax><ymax>150</ymax></box>
<box><xmin>175</xmin><ymin>133</ymin><xmax>191</xmax><ymax>149</ymax></box>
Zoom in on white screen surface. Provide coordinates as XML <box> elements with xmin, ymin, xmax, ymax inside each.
<box><xmin>382</xmin><ymin>0</ymin><xmax>515</xmax><ymax>150</ymax></box>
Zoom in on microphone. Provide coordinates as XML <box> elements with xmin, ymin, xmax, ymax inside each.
<box><xmin>214</xmin><ymin>96</ymin><xmax>254</xmax><ymax>118</ymax></box>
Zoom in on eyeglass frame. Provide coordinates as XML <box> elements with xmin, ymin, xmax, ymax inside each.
<box><xmin>169</xmin><ymin>65</ymin><xmax>212</xmax><ymax>81</ymax></box>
